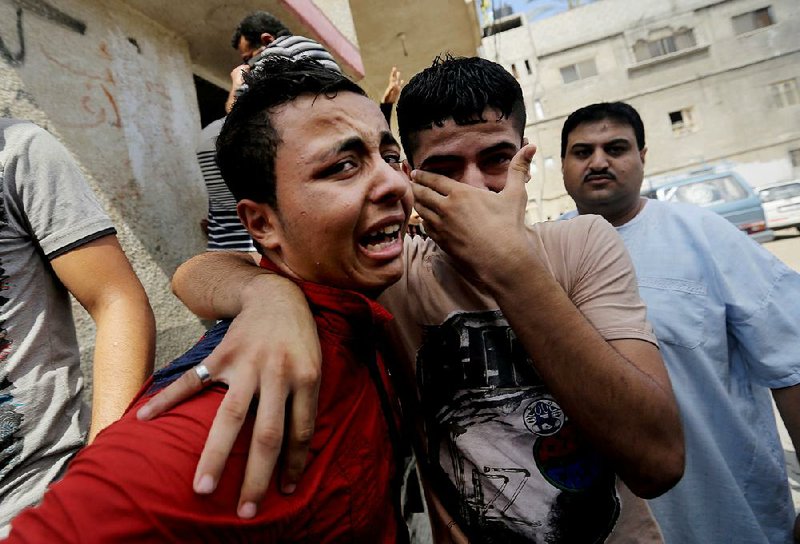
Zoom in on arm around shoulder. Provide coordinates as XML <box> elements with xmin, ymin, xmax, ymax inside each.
<box><xmin>142</xmin><ymin>250</ymin><xmax>323</xmax><ymax>512</ymax></box>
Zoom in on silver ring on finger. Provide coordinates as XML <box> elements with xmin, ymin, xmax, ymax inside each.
<box><xmin>193</xmin><ymin>363</ymin><xmax>213</xmax><ymax>387</ymax></box>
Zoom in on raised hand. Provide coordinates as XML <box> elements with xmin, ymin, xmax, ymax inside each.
<box><xmin>410</xmin><ymin>144</ymin><xmax>536</xmax><ymax>283</ymax></box>
<box><xmin>382</xmin><ymin>66</ymin><xmax>404</xmax><ymax>105</ymax></box>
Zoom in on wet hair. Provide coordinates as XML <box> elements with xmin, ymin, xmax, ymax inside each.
<box><xmin>216</xmin><ymin>57</ymin><xmax>366</xmax><ymax>209</ymax></box>
<box><xmin>231</xmin><ymin>11</ymin><xmax>292</xmax><ymax>49</ymax></box>
<box><xmin>561</xmin><ymin>102</ymin><xmax>645</xmax><ymax>158</ymax></box>
<box><xmin>396</xmin><ymin>54</ymin><xmax>526</xmax><ymax>166</ymax></box>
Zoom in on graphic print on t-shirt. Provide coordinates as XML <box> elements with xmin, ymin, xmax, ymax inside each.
<box><xmin>0</xmin><ymin>186</ymin><xmax>23</xmax><ymax>478</ymax></box>
<box><xmin>417</xmin><ymin>310</ymin><xmax>620</xmax><ymax>543</ymax></box>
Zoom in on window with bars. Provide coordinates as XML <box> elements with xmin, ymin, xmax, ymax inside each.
<box><xmin>560</xmin><ymin>59</ymin><xmax>598</xmax><ymax>84</ymax></box>
<box><xmin>770</xmin><ymin>79</ymin><xmax>800</xmax><ymax>108</ymax></box>
<box><xmin>732</xmin><ymin>6</ymin><xmax>774</xmax><ymax>35</ymax></box>
<box><xmin>633</xmin><ymin>29</ymin><xmax>696</xmax><ymax>62</ymax></box>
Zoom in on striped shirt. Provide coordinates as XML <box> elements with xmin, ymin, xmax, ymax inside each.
<box><xmin>196</xmin><ymin>118</ymin><xmax>256</xmax><ymax>252</ymax></box>
<box><xmin>237</xmin><ymin>35</ymin><xmax>342</xmax><ymax>98</ymax></box>
<box><xmin>200</xmin><ymin>36</ymin><xmax>340</xmax><ymax>251</ymax></box>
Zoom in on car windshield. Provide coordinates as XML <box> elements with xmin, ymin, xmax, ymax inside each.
<box><xmin>658</xmin><ymin>176</ymin><xmax>748</xmax><ymax>207</ymax></box>
<box><xmin>759</xmin><ymin>183</ymin><xmax>800</xmax><ymax>203</ymax></box>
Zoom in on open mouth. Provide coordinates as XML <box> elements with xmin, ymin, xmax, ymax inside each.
<box><xmin>359</xmin><ymin>223</ymin><xmax>402</xmax><ymax>253</ymax></box>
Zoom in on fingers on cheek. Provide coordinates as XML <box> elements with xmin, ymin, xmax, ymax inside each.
<box><xmin>411</xmin><ymin>184</ymin><xmax>429</xmax><ymax>203</ymax></box>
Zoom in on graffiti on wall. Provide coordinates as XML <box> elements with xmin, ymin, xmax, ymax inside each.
<box><xmin>38</xmin><ymin>42</ymin><xmax>122</xmax><ymax>130</ymax></box>
<box><xmin>0</xmin><ymin>0</ymin><xmax>86</xmax><ymax>66</ymax></box>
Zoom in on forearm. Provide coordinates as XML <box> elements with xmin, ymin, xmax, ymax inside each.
<box><xmin>773</xmin><ymin>384</ymin><xmax>800</xmax><ymax>466</ymax></box>
<box><xmin>172</xmin><ymin>251</ymin><xmax>261</xmax><ymax>318</ymax></box>
<box><xmin>225</xmin><ymin>89</ymin><xmax>237</xmax><ymax>114</ymax></box>
<box><xmin>88</xmin><ymin>294</ymin><xmax>155</xmax><ymax>441</ymax></box>
<box><xmin>486</xmin><ymin>247</ymin><xmax>683</xmax><ymax>497</ymax></box>
<box><xmin>172</xmin><ymin>251</ymin><xmax>306</xmax><ymax>321</ymax></box>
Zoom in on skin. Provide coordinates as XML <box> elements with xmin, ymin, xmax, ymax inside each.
<box><xmin>225</xmin><ymin>34</ymin><xmax>274</xmax><ymax>113</ymax></box>
<box><xmin>142</xmin><ymin>92</ymin><xmax>411</xmax><ymax>519</ymax></box>
<box><xmin>561</xmin><ymin>119</ymin><xmax>647</xmax><ymax>226</ymax></box>
<box><xmin>381</xmin><ymin>66</ymin><xmax>403</xmax><ymax>105</ymax></box>
<box><xmin>404</xmin><ymin>110</ymin><xmax>519</xmax><ymax>191</ymax></box>
<box><xmin>773</xmin><ymin>386</ymin><xmax>800</xmax><ymax>541</ymax></box>
<box><xmin>51</xmin><ymin>234</ymin><xmax>155</xmax><ymax>441</ymax></box>
<box><xmin>245</xmin><ymin>92</ymin><xmax>412</xmax><ymax>295</ymax></box>
<box><xmin>564</xmin><ymin>117</ymin><xmax>800</xmax><ymax>540</ymax></box>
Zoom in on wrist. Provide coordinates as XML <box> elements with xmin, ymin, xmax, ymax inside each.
<box><xmin>239</xmin><ymin>271</ymin><xmax>304</xmax><ymax>313</ymax></box>
<box><xmin>478</xmin><ymin>236</ymin><xmax>540</xmax><ymax>288</ymax></box>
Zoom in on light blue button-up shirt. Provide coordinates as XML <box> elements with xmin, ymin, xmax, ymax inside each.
<box><xmin>564</xmin><ymin>199</ymin><xmax>799</xmax><ymax>543</ymax></box>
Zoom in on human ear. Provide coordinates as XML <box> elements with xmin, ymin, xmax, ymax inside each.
<box><xmin>259</xmin><ymin>33</ymin><xmax>275</xmax><ymax>46</ymax></box>
<box><xmin>237</xmin><ymin>199</ymin><xmax>283</xmax><ymax>251</ymax></box>
<box><xmin>640</xmin><ymin>146</ymin><xmax>648</xmax><ymax>165</ymax></box>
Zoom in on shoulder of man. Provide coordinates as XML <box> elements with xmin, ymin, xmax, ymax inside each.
<box><xmin>532</xmin><ymin>213</ymin><xmax>617</xmax><ymax>245</ymax></box>
<box><xmin>0</xmin><ymin>118</ymin><xmax>47</xmax><ymax>156</ymax></box>
<box><xmin>645</xmin><ymin>198</ymin><xmax>751</xmax><ymax>239</ymax></box>
<box><xmin>528</xmin><ymin>215</ymin><xmax>626</xmax><ymax>283</ymax></box>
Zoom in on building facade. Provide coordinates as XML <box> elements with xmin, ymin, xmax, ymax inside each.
<box><xmin>348</xmin><ymin>0</ymin><xmax>482</xmax><ymax>131</ymax></box>
<box><xmin>482</xmin><ymin>0</ymin><xmax>800</xmax><ymax>220</ymax></box>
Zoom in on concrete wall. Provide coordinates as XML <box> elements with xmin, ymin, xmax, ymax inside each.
<box><xmin>483</xmin><ymin>0</ymin><xmax>800</xmax><ymax>220</ymax></box>
<box><xmin>349</xmin><ymin>0</ymin><xmax>482</xmax><ymax>125</ymax></box>
<box><xmin>0</xmin><ymin>0</ymin><xmax>210</xmax><ymax>394</ymax></box>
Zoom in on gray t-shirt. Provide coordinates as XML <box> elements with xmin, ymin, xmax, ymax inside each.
<box><xmin>0</xmin><ymin>119</ymin><xmax>114</xmax><ymax>525</ymax></box>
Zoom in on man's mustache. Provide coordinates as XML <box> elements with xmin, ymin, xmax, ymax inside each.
<box><xmin>584</xmin><ymin>170</ymin><xmax>616</xmax><ymax>182</ymax></box>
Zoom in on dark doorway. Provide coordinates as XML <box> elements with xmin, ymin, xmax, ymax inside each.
<box><xmin>193</xmin><ymin>75</ymin><xmax>227</xmax><ymax>128</ymax></box>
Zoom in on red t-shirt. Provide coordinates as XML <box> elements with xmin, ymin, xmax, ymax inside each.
<box><xmin>8</xmin><ymin>269</ymin><xmax>403</xmax><ymax>543</ymax></box>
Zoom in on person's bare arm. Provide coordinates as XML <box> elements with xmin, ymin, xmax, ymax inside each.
<box><xmin>772</xmin><ymin>384</ymin><xmax>800</xmax><ymax>542</ymax></box>
<box><xmin>411</xmin><ymin>145</ymin><xmax>684</xmax><ymax>498</ymax></box>
<box><xmin>137</xmin><ymin>250</ymin><xmax>321</xmax><ymax>518</ymax></box>
<box><xmin>50</xmin><ymin>234</ymin><xmax>155</xmax><ymax>442</ymax></box>
<box><xmin>225</xmin><ymin>64</ymin><xmax>249</xmax><ymax>114</ymax></box>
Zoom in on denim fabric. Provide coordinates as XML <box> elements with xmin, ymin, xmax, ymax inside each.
<box><xmin>148</xmin><ymin>320</ymin><xmax>231</xmax><ymax>395</ymax></box>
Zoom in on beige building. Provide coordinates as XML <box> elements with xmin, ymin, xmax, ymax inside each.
<box><xmin>349</xmin><ymin>0</ymin><xmax>482</xmax><ymax>130</ymax></box>
<box><xmin>0</xmin><ymin>0</ymin><xmax>360</xmax><ymax>394</ymax></box>
<box><xmin>482</xmin><ymin>0</ymin><xmax>800</xmax><ymax>220</ymax></box>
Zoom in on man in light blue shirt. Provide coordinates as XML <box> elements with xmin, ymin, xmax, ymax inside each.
<box><xmin>560</xmin><ymin>101</ymin><xmax>800</xmax><ymax>543</ymax></box>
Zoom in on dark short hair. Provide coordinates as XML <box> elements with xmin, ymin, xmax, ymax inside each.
<box><xmin>216</xmin><ymin>57</ymin><xmax>366</xmax><ymax>209</ymax></box>
<box><xmin>231</xmin><ymin>11</ymin><xmax>292</xmax><ymax>49</ymax></box>
<box><xmin>561</xmin><ymin>102</ymin><xmax>645</xmax><ymax>158</ymax></box>
<box><xmin>396</xmin><ymin>55</ymin><xmax>526</xmax><ymax>166</ymax></box>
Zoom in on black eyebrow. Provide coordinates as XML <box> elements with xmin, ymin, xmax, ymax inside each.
<box><xmin>418</xmin><ymin>140</ymin><xmax>518</xmax><ymax>169</ymax></box>
<box><xmin>418</xmin><ymin>154</ymin><xmax>463</xmax><ymax>170</ymax></box>
<box><xmin>380</xmin><ymin>131</ymin><xmax>400</xmax><ymax>148</ymax></box>
<box><xmin>335</xmin><ymin>136</ymin><xmax>368</xmax><ymax>155</ymax></box>
<box><xmin>570</xmin><ymin>138</ymin><xmax>631</xmax><ymax>151</ymax></box>
<box><xmin>477</xmin><ymin>141</ymin><xmax>518</xmax><ymax>158</ymax></box>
